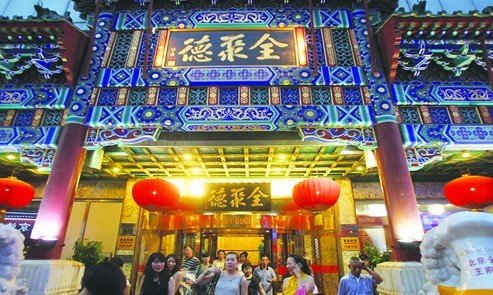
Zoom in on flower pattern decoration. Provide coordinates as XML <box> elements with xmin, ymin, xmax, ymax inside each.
<box><xmin>297</xmin><ymin>106</ymin><xmax>326</xmax><ymax>124</ymax></box>
<box><xmin>136</xmin><ymin>106</ymin><xmax>164</xmax><ymax>124</ymax></box>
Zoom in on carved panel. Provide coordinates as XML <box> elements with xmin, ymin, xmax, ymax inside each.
<box><xmin>336</xmin><ymin>179</ymin><xmax>357</xmax><ymax>224</ymax></box>
<box><xmin>75</xmin><ymin>180</ymin><xmax>126</xmax><ymax>199</ymax></box>
<box><xmin>352</xmin><ymin>181</ymin><xmax>447</xmax><ymax>200</ymax></box>
<box><xmin>352</xmin><ymin>182</ymin><xmax>383</xmax><ymax>200</ymax></box>
<box><xmin>121</xmin><ymin>180</ymin><xmax>141</xmax><ymax>224</ymax></box>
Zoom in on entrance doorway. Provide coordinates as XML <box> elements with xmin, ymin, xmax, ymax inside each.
<box><xmin>198</xmin><ymin>228</ymin><xmax>271</xmax><ymax>267</ymax></box>
<box><xmin>139</xmin><ymin>226</ymin><xmax>308</xmax><ymax>269</ymax></box>
<box><xmin>134</xmin><ymin>212</ymin><xmax>329</xmax><ymax>294</ymax></box>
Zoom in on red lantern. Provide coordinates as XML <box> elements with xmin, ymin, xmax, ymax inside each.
<box><xmin>443</xmin><ymin>175</ymin><xmax>493</xmax><ymax>209</ymax></box>
<box><xmin>0</xmin><ymin>177</ymin><xmax>35</xmax><ymax>208</ymax></box>
<box><xmin>170</xmin><ymin>199</ymin><xmax>199</xmax><ymax>212</ymax></box>
<box><xmin>132</xmin><ymin>178</ymin><xmax>180</xmax><ymax>212</ymax></box>
<box><xmin>291</xmin><ymin>215</ymin><xmax>311</xmax><ymax>230</ymax></box>
<box><xmin>292</xmin><ymin>178</ymin><xmax>340</xmax><ymax>211</ymax></box>
<box><xmin>281</xmin><ymin>200</ymin><xmax>300</xmax><ymax>212</ymax></box>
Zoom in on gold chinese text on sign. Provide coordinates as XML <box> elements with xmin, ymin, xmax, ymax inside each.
<box><xmin>204</xmin><ymin>182</ymin><xmax>271</xmax><ymax>211</ymax></box>
<box><xmin>154</xmin><ymin>28</ymin><xmax>307</xmax><ymax>67</ymax></box>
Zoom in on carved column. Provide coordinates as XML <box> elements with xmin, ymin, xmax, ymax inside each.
<box><xmin>29</xmin><ymin>123</ymin><xmax>87</xmax><ymax>259</ymax></box>
<box><xmin>374</xmin><ymin>122</ymin><xmax>424</xmax><ymax>261</ymax></box>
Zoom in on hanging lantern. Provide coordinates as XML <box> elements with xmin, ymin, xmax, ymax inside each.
<box><xmin>132</xmin><ymin>178</ymin><xmax>180</xmax><ymax>212</ymax></box>
<box><xmin>443</xmin><ymin>175</ymin><xmax>493</xmax><ymax>209</ymax></box>
<box><xmin>281</xmin><ymin>200</ymin><xmax>300</xmax><ymax>212</ymax></box>
<box><xmin>170</xmin><ymin>199</ymin><xmax>199</xmax><ymax>212</ymax></box>
<box><xmin>0</xmin><ymin>176</ymin><xmax>35</xmax><ymax>208</ymax></box>
<box><xmin>291</xmin><ymin>215</ymin><xmax>310</xmax><ymax>230</ymax></box>
<box><xmin>292</xmin><ymin>178</ymin><xmax>340</xmax><ymax>212</ymax></box>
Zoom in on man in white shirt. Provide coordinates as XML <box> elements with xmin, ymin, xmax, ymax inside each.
<box><xmin>253</xmin><ymin>254</ymin><xmax>277</xmax><ymax>295</ymax></box>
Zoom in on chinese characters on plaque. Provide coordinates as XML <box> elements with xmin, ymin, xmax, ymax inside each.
<box><xmin>341</xmin><ymin>237</ymin><xmax>360</xmax><ymax>251</ymax></box>
<box><xmin>204</xmin><ymin>182</ymin><xmax>271</xmax><ymax>211</ymax></box>
<box><xmin>4</xmin><ymin>212</ymin><xmax>37</xmax><ymax>239</ymax></box>
<box><xmin>465</xmin><ymin>247</ymin><xmax>493</xmax><ymax>277</ymax></box>
<box><xmin>163</xmin><ymin>30</ymin><xmax>298</xmax><ymax>67</ymax></box>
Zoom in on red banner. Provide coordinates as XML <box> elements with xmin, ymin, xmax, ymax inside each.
<box><xmin>311</xmin><ymin>264</ymin><xmax>339</xmax><ymax>274</ymax></box>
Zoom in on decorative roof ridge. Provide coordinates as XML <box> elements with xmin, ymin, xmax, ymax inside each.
<box><xmin>394</xmin><ymin>6</ymin><xmax>493</xmax><ymax>18</ymax></box>
<box><xmin>376</xmin><ymin>14</ymin><xmax>493</xmax><ymax>38</ymax></box>
<box><xmin>0</xmin><ymin>4</ymin><xmax>73</xmax><ymax>23</ymax></box>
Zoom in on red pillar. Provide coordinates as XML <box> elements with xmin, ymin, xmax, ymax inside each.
<box><xmin>29</xmin><ymin>123</ymin><xmax>87</xmax><ymax>259</ymax></box>
<box><xmin>374</xmin><ymin>122</ymin><xmax>424</xmax><ymax>261</ymax></box>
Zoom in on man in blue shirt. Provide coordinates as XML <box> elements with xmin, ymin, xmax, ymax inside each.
<box><xmin>338</xmin><ymin>257</ymin><xmax>383</xmax><ymax>295</ymax></box>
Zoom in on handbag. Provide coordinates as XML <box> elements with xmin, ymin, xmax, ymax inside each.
<box><xmin>295</xmin><ymin>284</ymin><xmax>307</xmax><ymax>295</ymax></box>
<box><xmin>207</xmin><ymin>272</ymin><xmax>220</xmax><ymax>295</ymax></box>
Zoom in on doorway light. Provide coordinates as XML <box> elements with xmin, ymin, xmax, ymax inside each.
<box><xmin>188</xmin><ymin>180</ymin><xmax>204</xmax><ymax>197</ymax></box>
<box><xmin>341</xmin><ymin>145</ymin><xmax>363</xmax><ymax>155</ymax></box>
<box><xmin>271</xmin><ymin>179</ymin><xmax>300</xmax><ymax>197</ymax></box>
<box><xmin>367</xmin><ymin>204</ymin><xmax>387</xmax><ymax>217</ymax></box>
<box><xmin>428</xmin><ymin>204</ymin><xmax>445</xmax><ymax>216</ymax></box>
<box><xmin>364</xmin><ymin>149</ymin><xmax>377</xmax><ymax>168</ymax></box>
<box><xmin>295</xmin><ymin>27</ymin><xmax>308</xmax><ymax>66</ymax></box>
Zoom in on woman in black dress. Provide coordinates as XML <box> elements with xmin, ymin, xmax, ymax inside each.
<box><xmin>140</xmin><ymin>252</ymin><xmax>175</xmax><ymax>295</ymax></box>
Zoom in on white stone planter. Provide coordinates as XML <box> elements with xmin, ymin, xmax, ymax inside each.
<box><xmin>17</xmin><ymin>260</ymin><xmax>85</xmax><ymax>295</ymax></box>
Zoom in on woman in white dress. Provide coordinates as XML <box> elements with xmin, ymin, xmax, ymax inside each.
<box><xmin>194</xmin><ymin>252</ymin><xmax>248</xmax><ymax>295</ymax></box>
<box><xmin>212</xmin><ymin>250</ymin><xmax>226</xmax><ymax>270</ymax></box>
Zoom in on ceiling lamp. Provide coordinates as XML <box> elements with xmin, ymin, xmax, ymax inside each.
<box><xmin>292</xmin><ymin>178</ymin><xmax>340</xmax><ymax>212</ymax></box>
<box><xmin>132</xmin><ymin>178</ymin><xmax>180</xmax><ymax>212</ymax></box>
<box><xmin>443</xmin><ymin>175</ymin><xmax>493</xmax><ymax>209</ymax></box>
<box><xmin>0</xmin><ymin>176</ymin><xmax>35</xmax><ymax>208</ymax></box>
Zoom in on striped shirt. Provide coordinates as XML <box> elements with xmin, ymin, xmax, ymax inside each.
<box><xmin>182</xmin><ymin>256</ymin><xmax>200</xmax><ymax>272</ymax></box>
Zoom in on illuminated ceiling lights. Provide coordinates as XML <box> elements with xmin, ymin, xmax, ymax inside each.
<box><xmin>295</xmin><ymin>27</ymin><xmax>308</xmax><ymax>66</ymax></box>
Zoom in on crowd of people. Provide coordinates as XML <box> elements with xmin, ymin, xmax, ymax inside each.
<box><xmin>77</xmin><ymin>247</ymin><xmax>382</xmax><ymax>295</ymax></box>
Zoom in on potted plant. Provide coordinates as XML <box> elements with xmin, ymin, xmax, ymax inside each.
<box><xmin>71</xmin><ymin>239</ymin><xmax>105</xmax><ymax>271</ymax></box>
<box><xmin>362</xmin><ymin>243</ymin><xmax>392</xmax><ymax>269</ymax></box>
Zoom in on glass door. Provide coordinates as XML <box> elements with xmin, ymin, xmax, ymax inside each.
<box><xmin>199</xmin><ymin>229</ymin><xmax>215</xmax><ymax>258</ymax></box>
<box><xmin>280</xmin><ymin>230</ymin><xmax>303</xmax><ymax>260</ymax></box>
<box><xmin>177</xmin><ymin>230</ymin><xmax>199</xmax><ymax>258</ymax></box>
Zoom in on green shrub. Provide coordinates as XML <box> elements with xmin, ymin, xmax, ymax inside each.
<box><xmin>363</xmin><ymin>243</ymin><xmax>392</xmax><ymax>268</ymax></box>
<box><xmin>71</xmin><ymin>239</ymin><xmax>105</xmax><ymax>271</ymax></box>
